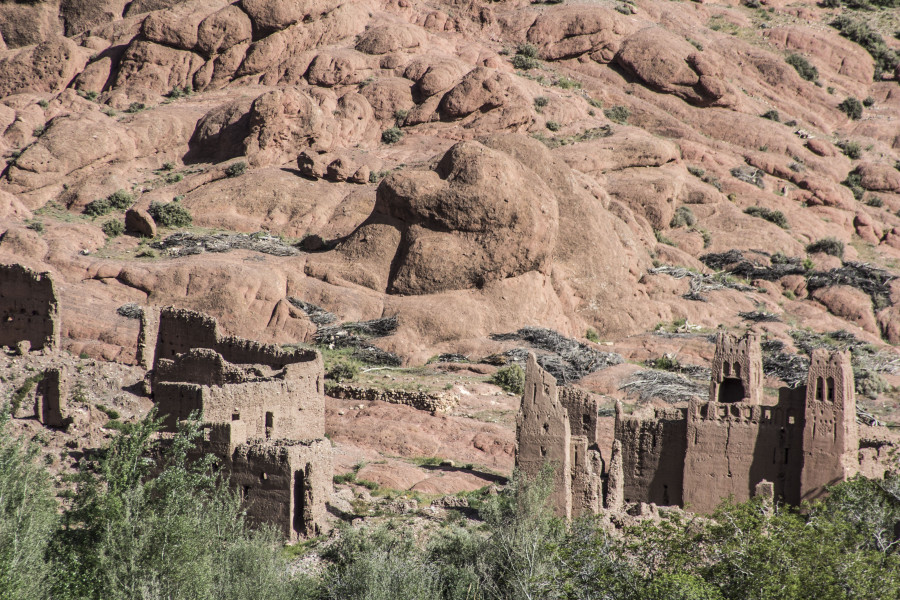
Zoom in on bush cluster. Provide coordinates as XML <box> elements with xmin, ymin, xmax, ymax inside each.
<box><xmin>785</xmin><ymin>53</ymin><xmax>818</xmax><ymax>81</ymax></box>
<box><xmin>491</xmin><ymin>364</ymin><xmax>526</xmax><ymax>395</ymax></box>
<box><xmin>148</xmin><ymin>200</ymin><xmax>192</xmax><ymax>228</ymax></box>
<box><xmin>381</xmin><ymin>127</ymin><xmax>403</xmax><ymax>144</ymax></box>
<box><xmin>225</xmin><ymin>161</ymin><xmax>247</xmax><ymax>177</ymax></box>
<box><xmin>831</xmin><ymin>16</ymin><xmax>899</xmax><ymax>77</ymax></box>
<box><xmin>837</xmin><ymin>139</ymin><xmax>862</xmax><ymax>159</ymax></box>
<box><xmin>101</xmin><ymin>219</ymin><xmax>124</xmax><ymax>237</ymax></box>
<box><xmin>669</xmin><ymin>206</ymin><xmax>697</xmax><ymax>228</ymax></box>
<box><xmin>511</xmin><ymin>43</ymin><xmax>541</xmax><ymax>70</ymax></box>
<box><xmin>744</xmin><ymin>206</ymin><xmax>789</xmax><ymax>229</ymax></box>
<box><xmin>603</xmin><ymin>105</ymin><xmax>630</xmax><ymax>124</ymax></box>
<box><xmin>806</xmin><ymin>237</ymin><xmax>845</xmax><ymax>258</ymax></box>
<box><xmin>83</xmin><ymin>189</ymin><xmax>134</xmax><ymax>217</ymax></box>
<box><xmin>838</xmin><ymin>96</ymin><xmax>863</xmax><ymax>120</ymax></box>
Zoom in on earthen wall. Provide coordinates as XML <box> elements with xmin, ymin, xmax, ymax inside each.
<box><xmin>682</xmin><ymin>398</ymin><xmax>805</xmax><ymax>512</ymax></box>
<box><xmin>0</xmin><ymin>263</ymin><xmax>59</xmax><ymax>351</ymax></box>
<box><xmin>152</xmin><ymin>307</ymin><xmax>317</xmax><ymax>371</ymax></box>
<box><xmin>709</xmin><ymin>331</ymin><xmax>762</xmax><ymax>404</ymax></box>
<box><xmin>614</xmin><ymin>404</ymin><xmax>686</xmax><ymax>506</ymax></box>
<box><xmin>515</xmin><ymin>353</ymin><xmax>572</xmax><ymax>519</ymax></box>
<box><xmin>36</xmin><ymin>366</ymin><xmax>67</xmax><ymax>428</ymax></box>
<box><xmin>229</xmin><ymin>440</ymin><xmax>331</xmax><ymax>540</ymax></box>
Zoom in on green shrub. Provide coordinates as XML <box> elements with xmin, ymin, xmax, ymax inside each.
<box><xmin>125</xmin><ymin>102</ymin><xmax>146</xmax><ymax>113</ymax></box>
<box><xmin>0</xmin><ymin>407</ymin><xmax>57</xmax><ymax>600</ymax></box>
<box><xmin>654</xmin><ymin>230</ymin><xmax>677</xmax><ymax>246</ymax></box>
<box><xmin>806</xmin><ymin>237</ymin><xmax>845</xmax><ymax>258</ymax></box>
<box><xmin>326</xmin><ymin>361</ymin><xmax>359</xmax><ymax>383</ymax></box>
<box><xmin>687</xmin><ymin>165</ymin><xmax>705</xmax><ymax>177</ymax></box>
<box><xmin>148</xmin><ymin>201</ymin><xmax>192</xmax><ymax>228</ymax></box>
<box><xmin>785</xmin><ymin>53</ymin><xmax>818</xmax><ymax>81</ymax></box>
<box><xmin>533</xmin><ymin>96</ymin><xmax>549</xmax><ymax>110</ymax></box>
<box><xmin>838</xmin><ymin>96</ymin><xmax>863</xmax><ymax>120</ymax></box>
<box><xmin>585</xmin><ymin>329</ymin><xmax>601</xmax><ymax>343</ymax></box>
<box><xmin>491</xmin><ymin>364</ymin><xmax>526</xmax><ymax>395</ymax></box>
<box><xmin>225</xmin><ymin>161</ymin><xmax>247</xmax><ymax>177</ymax></box>
<box><xmin>761</xmin><ymin>109</ymin><xmax>780</xmax><ymax>122</ymax></box>
<box><xmin>647</xmin><ymin>355</ymin><xmax>681</xmax><ymax>371</ymax></box>
<box><xmin>863</xmin><ymin>96</ymin><xmax>875</xmax><ymax>107</ymax></box>
<box><xmin>516</xmin><ymin>43</ymin><xmax>539</xmax><ymax>58</ymax></box>
<box><xmin>101</xmin><ymin>219</ymin><xmax>124</xmax><ymax>237</ymax></box>
<box><xmin>866</xmin><ymin>196</ymin><xmax>883</xmax><ymax>208</ymax></box>
<box><xmin>744</xmin><ymin>206</ymin><xmax>789</xmax><ymax>229</ymax></box>
<box><xmin>32</xmin><ymin>124</ymin><xmax>45</xmax><ymax>137</ymax></box>
<box><xmin>837</xmin><ymin>140</ymin><xmax>862</xmax><ymax>159</ymax></box>
<box><xmin>603</xmin><ymin>105</ymin><xmax>630</xmax><ymax>124</ymax></box>
<box><xmin>831</xmin><ymin>16</ymin><xmax>899</xmax><ymax>77</ymax></box>
<box><xmin>670</xmin><ymin>206</ymin><xmax>697</xmax><ymax>228</ymax></box>
<box><xmin>545</xmin><ymin>120</ymin><xmax>560</xmax><ymax>132</ymax></box>
<box><xmin>381</xmin><ymin>127</ymin><xmax>403</xmax><ymax>144</ymax></box>
<box><xmin>26</xmin><ymin>220</ymin><xmax>44</xmax><ymax>233</ymax></box>
<box><xmin>512</xmin><ymin>43</ymin><xmax>541</xmax><ymax>69</ymax></box>
<box><xmin>95</xmin><ymin>404</ymin><xmax>120</xmax><ymax>420</ymax></box>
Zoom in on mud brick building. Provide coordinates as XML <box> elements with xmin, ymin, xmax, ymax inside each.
<box><xmin>144</xmin><ymin>306</ymin><xmax>331</xmax><ymax>538</ymax></box>
<box><xmin>0</xmin><ymin>263</ymin><xmax>59</xmax><ymax>352</ymax></box>
<box><xmin>517</xmin><ymin>332</ymin><xmax>869</xmax><ymax>515</ymax></box>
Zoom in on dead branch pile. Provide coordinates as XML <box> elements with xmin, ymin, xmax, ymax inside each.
<box><xmin>152</xmin><ymin>232</ymin><xmax>301</xmax><ymax>257</ymax></box>
<box><xmin>648</xmin><ymin>266</ymin><xmax>755</xmax><ymax>302</ymax></box>
<box><xmin>490</xmin><ymin>327</ymin><xmax>623</xmax><ymax>383</ymax></box>
<box><xmin>116</xmin><ymin>303</ymin><xmax>143</xmax><ymax>319</ymax></box>
<box><xmin>699</xmin><ymin>249</ymin><xmax>806</xmax><ymax>281</ymax></box>
<box><xmin>806</xmin><ymin>262</ymin><xmax>896</xmax><ymax>308</ymax></box>
<box><xmin>619</xmin><ymin>370</ymin><xmax>706</xmax><ymax>404</ymax></box>
<box><xmin>288</xmin><ymin>298</ymin><xmax>337</xmax><ymax>326</ymax></box>
<box><xmin>739</xmin><ymin>310</ymin><xmax>781</xmax><ymax>322</ymax></box>
<box><xmin>315</xmin><ymin>316</ymin><xmax>401</xmax><ymax>366</ymax></box>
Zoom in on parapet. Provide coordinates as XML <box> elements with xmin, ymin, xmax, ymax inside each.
<box><xmin>148</xmin><ymin>306</ymin><xmax>318</xmax><ymax>371</ymax></box>
<box><xmin>0</xmin><ymin>263</ymin><xmax>60</xmax><ymax>352</ymax></box>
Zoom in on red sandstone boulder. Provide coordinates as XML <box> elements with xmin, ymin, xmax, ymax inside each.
<box><xmin>125</xmin><ymin>208</ymin><xmax>157</xmax><ymax>238</ymax></box>
<box><xmin>196</xmin><ymin>5</ymin><xmax>252</xmax><ymax>57</ymax></box>
<box><xmin>765</xmin><ymin>26</ymin><xmax>874</xmax><ymax>85</ymax></box>
<box><xmin>337</xmin><ymin>138</ymin><xmax>559</xmax><ymax>295</ymax></box>
<box><xmin>810</xmin><ymin>285</ymin><xmax>878</xmax><ymax>335</ymax></box>
<box><xmin>439</xmin><ymin>67</ymin><xmax>530</xmax><ymax>121</ymax></box>
<box><xmin>0</xmin><ymin>37</ymin><xmax>88</xmax><ymax>97</ymax></box>
<box><xmin>856</xmin><ymin>162</ymin><xmax>900</xmax><ymax>193</ymax></box>
<box><xmin>306</xmin><ymin>50</ymin><xmax>372</xmax><ymax>87</ymax></box>
<box><xmin>239</xmin><ymin>0</ymin><xmax>342</xmax><ymax>35</ymax></box>
<box><xmin>615</xmin><ymin>28</ymin><xmax>730</xmax><ymax>106</ymax></box>
<box><xmin>359</xmin><ymin>76</ymin><xmax>415</xmax><ymax>120</ymax></box>
<box><xmin>356</xmin><ymin>23</ymin><xmax>425</xmax><ymax>55</ymax></box>
<box><xmin>112</xmin><ymin>40</ymin><xmax>205</xmax><ymax>96</ymax></box>
<box><xmin>525</xmin><ymin>6</ymin><xmax>634</xmax><ymax>62</ymax></box>
<box><xmin>243</xmin><ymin>88</ymin><xmax>329</xmax><ymax>166</ymax></box>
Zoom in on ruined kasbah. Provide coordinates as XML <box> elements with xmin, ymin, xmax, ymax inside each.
<box><xmin>1</xmin><ymin>263</ymin><xmax>332</xmax><ymax>539</ymax></box>
<box><xmin>3</xmin><ymin>260</ymin><xmax>900</xmax><ymax>536</ymax></box>
<box><xmin>516</xmin><ymin>332</ymin><xmax>898</xmax><ymax>517</ymax></box>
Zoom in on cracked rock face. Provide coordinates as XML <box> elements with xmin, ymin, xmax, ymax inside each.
<box><xmin>336</xmin><ymin>137</ymin><xmax>559</xmax><ymax>295</ymax></box>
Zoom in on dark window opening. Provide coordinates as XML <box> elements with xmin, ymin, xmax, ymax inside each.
<box><xmin>582</xmin><ymin>414</ymin><xmax>590</xmax><ymax>429</ymax></box>
<box><xmin>784</xmin><ymin>448</ymin><xmax>789</xmax><ymax>464</ymax></box>
<box><xmin>232</xmin><ymin>412</ymin><xmax>240</xmax><ymax>421</ymax></box>
<box><xmin>815</xmin><ymin>377</ymin><xmax>824</xmax><ymax>401</ymax></box>
<box><xmin>543</xmin><ymin>422</ymin><xmax>550</xmax><ymax>433</ymax></box>
<box><xmin>827</xmin><ymin>377</ymin><xmax>835</xmax><ymax>403</ymax></box>
<box><xmin>540</xmin><ymin>446</ymin><xmax>547</xmax><ymax>457</ymax></box>
<box><xmin>265</xmin><ymin>411</ymin><xmax>274</xmax><ymax>439</ymax></box>
<box><xmin>734</xmin><ymin>362</ymin><xmax>742</xmax><ymax>378</ymax></box>
<box><xmin>723</xmin><ymin>362</ymin><xmax>731</xmax><ymax>377</ymax></box>
<box><xmin>242</xmin><ymin>485</ymin><xmax>250</xmax><ymax>498</ymax></box>
<box><xmin>718</xmin><ymin>378</ymin><xmax>745</xmax><ymax>403</ymax></box>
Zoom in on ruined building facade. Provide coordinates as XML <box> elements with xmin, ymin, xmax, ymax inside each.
<box><xmin>143</xmin><ymin>307</ymin><xmax>331</xmax><ymax>538</ymax></box>
<box><xmin>0</xmin><ymin>263</ymin><xmax>59</xmax><ymax>352</ymax></box>
<box><xmin>516</xmin><ymin>332</ymin><xmax>863</xmax><ymax>515</ymax></box>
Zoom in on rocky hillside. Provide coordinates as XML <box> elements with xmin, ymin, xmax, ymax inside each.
<box><xmin>1</xmin><ymin>0</ymin><xmax>900</xmax><ymax>411</ymax></box>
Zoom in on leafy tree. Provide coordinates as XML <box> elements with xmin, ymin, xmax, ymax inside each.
<box><xmin>0</xmin><ymin>405</ymin><xmax>57</xmax><ymax>600</ymax></box>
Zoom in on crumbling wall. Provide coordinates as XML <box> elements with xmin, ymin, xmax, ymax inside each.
<box><xmin>229</xmin><ymin>440</ymin><xmax>332</xmax><ymax>540</ymax></box>
<box><xmin>515</xmin><ymin>353</ymin><xmax>572</xmax><ymax>519</ymax></box>
<box><xmin>35</xmin><ymin>366</ymin><xmax>68</xmax><ymax>428</ymax></box>
<box><xmin>682</xmin><ymin>397</ymin><xmax>805</xmax><ymax>512</ymax></box>
<box><xmin>800</xmin><ymin>349</ymin><xmax>858</xmax><ymax>501</ymax></box>
<box><xmin>137</xmin><ymin>307</ymin><xmax>159</xmax><ymax>369</ymax></box>
<box><xmin>559</xmin><ymin>386</ymin><xmax>600</xmax><ymax>444</ymax></box>
<box><xmin>709</xmin><ymin>331</ymin><xmax>762</xmax><ymax>404</ymax></box>
<box><xmin>614</xmin><ymin>403</ymin><xmax>686</xmax><ymax>506</ymax></box>
<box><xmin>570</xmin><ymin>435</ymin><xmax>603</xmax><ymax>517</ymax></box>
<box><xmin>152</xmin><ymin>306</ymin><xmax>316</xmax><ymax>371</ymax></box>
<box><xmin>0</xmin><ymin>263</ymin><xmax>59</xmax><ymax>352</ymax></box>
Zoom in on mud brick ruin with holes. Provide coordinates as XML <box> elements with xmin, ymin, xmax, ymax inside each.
<box><xmin>517</xmin><ymin>332</ymin><xmax>894</xmax><ymax>516</ymax></box>
<box><xmin>142</xmin><ymin>306</ymin><xmax>332</xmax><ymax>539</ymax></box>
<box><xmin>0</xmin><ymin>263</ymin><xmax>60</xmax><ymax>353</ymax></box>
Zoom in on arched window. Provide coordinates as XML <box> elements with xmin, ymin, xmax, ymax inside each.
<box><xmin>815</xmin><ymin>377</ymin><xmax>825</xmax><ymax>401</ymax></box>
<box><xmin>723</xmin><ymin>362</ymin><xmax>731</xmax><ymax>377</ymax></box>
<box><xmin>827</xmin><ymin>377</ymin><xmax>835</xmax><ymax>402</ymax></box>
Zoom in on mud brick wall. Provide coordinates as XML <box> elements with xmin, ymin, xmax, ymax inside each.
<box><xmin>0</xmin><ymin>263</ymin><xmax>59</xmax><ymax>351</ymax></box>
<box><xmin>615</xmin><ymin>405</ymin><xmax>686</xmax><ymax>506</ymax></box>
